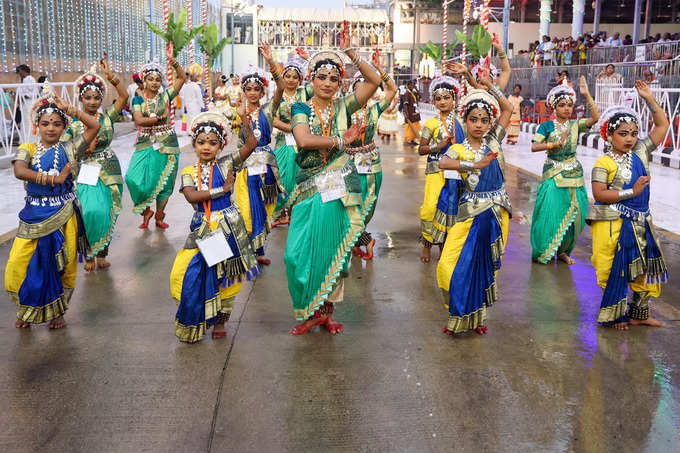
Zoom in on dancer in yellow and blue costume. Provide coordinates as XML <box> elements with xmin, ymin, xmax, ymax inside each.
<box><xmin>5</xmin><ymin>82</ymin><xmax>101</xmax><ymax>330</ymax></box>
<box><xmin>588</xmin><ymin>81</ymin><xmax>670</xmax><ymax>331</ymax></box>
<box><xmin>436</xmin><ymin>69</ymin><xmax>514</xmax><ymax>336</ymax></box>
<box><xmin>170</xmin><ymin>112</ymin><xmax>260</xmax><ymax>343</ymax></box>
<box><xmin>233</xmin><ymin>43</ymin><xmax>285</xmax><ymax>266</ymax></box>
<box><xmin>530</xmin><ymin>77</ymin><xmax>599</xmax><ymax>265</ymax></box>
<box><xmin>417</xmin><ymin>75</ymin><xmax>465</xmax><ymax>263</ymax></box>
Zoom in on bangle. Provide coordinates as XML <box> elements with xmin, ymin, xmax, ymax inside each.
<box><xmin>459</xmin><ymin>161</ymin><xmax>475</xmax><ymax>172</ymax></box>
<box><xmin>209</xmin><ymin>187</ymin><xmax>225</xmax><ymax>199</ymax></box>
<box><xmin>618</xmin><ymin>188</ymin><xmax>635</xmax><ymax>200</ymax></box>
<box><xmin>381</xmin><ymin>73</ymin><xmax>391</xmax><ymax>83</ymax></box>
<box><xmin>547</xmin><ymin>143</ymin><xmax>554</xmax><ymax>150</ymax></box>
<box><xmin>50</xmin><ymin>175</ymin><xmax>55</xmax><ymax>187</ymax></box>
<box><xmin>498</xmin><ymin>52</ymin><xmax>507</xmax><ymax>59</ymax></box>
<box><xmin>428</xmin><ymin>142</ymin><xmax>439</xmax><ymax>154</ymax></box>
<box><xmin>35</xmin><ymin>171</ymin><xmax>41</xmax><ymax>184</ymax></box>
<box><xmin>489</xmin><ymin>85</ymin><xmax>503</xmax><ymax>100</ymax></box>
<box><xmin>337</xmin><ymin>136</ymin><xmax>345</xmax><ymax>151</ymax></box>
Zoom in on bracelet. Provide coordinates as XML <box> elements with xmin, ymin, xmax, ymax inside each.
<box><xmin>337</xmin><ymin>136</ymin><xmax>345</xmax><ymax>151</ymax></box>
<box><xmin>209</xmin><ymin>187</ymin><xmax>225</xmax><ymax>199</ymax></box>
<box><xmin>459</xmin><ymin>161</ymin><xmax>475</xmax><ymax>172</ymax></box>
<box><xmin>428</xmin><ymin>142</ymin><xmax>439</xmax><ymax>154</ymax></box>
<box><xmin>489</xmin><ymin>85</ymin><xmax>503</xmax><ymax>100</ymax></box>
<box><xmin>381</xmin><ymin>73</ymin><xmax>391</xmax><ymax>83</ymax></box>
<box><xmin>50</xmin><ymin>175</ymin><xmax>55</xmax><ymax>187</ymax></box>
<box><xmin>547</xmin><ymin>142</ymin><xmax>554</xmax><ymax>150</ymax></box>
<box><xmin>498</xmin><ymin>52</ymin><xmax>507</xmax><ymax>59</ymax></box>
<box><xmin>618</xmin><ymin>189</ymin><xmax>635</xmax><ymax>200</ymax></box>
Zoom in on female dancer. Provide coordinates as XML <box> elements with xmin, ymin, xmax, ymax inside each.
<box><xmin>271</xmin><ymin>54</ymin><xmax>311</xmax><ymax>227</ymax></box>
<box><xmin>506</xmin><ymin>84</ymin><xmax>523</xmax><ymax>145</ymax></box>
<box><xmin>377</xmin><ymin>92</ymin><xmax>398</xmax><ymax>144</ymax></box>
<box><xmin>125</xmin><ymin>54</ymin><xmax>187</xmax><ymax>229</ymax></box>
<box><xmin>436</xmin><ymin>70</ymin><xmax>513</xmax><ymax>336</ymax></box>
<box><xmin>530</xmin><ymin>77</ymin><xmax>599</xmax><ymax>265</ymax></box>
<box><xmin>62</xmin><ymin>59</ymin><xmax>128</xmax><ymax>272</ymax></box>
<box><xmin>588</xmin><ymin>81</ymin><xmax>669</xmax><ymax>331</ymax></box>
<box><xmin>233</xmin><ymin>43</ymin><xmax>284</xmax><ymax>266</ymax></box>
<box><xmin>284</xmin><ymin>36</ymin><xmax>381</xmax><ymax>335</ymax></box>
<box><xmin>214</xmin><ymin>74</ymin><xmax>229</xmax><ymax>102</ymax></box>
<box><xmin>5</xmin><ymin>83</ymin><xmax>100</xmax><ymax>329</ymax></box>
<box><xmin>417</xmin><ymin>75</ymin><xmax>465</xmax><ymax>263</ymax></box>
<box><xmin>170</xmin><ymin>111</ymin><xmax>260</xmax><ymax>343</ymax></box>
<box><xmin>347</xmin><ymin>50</ymin><xmax>397</xmax><ymax>260</ymax></box>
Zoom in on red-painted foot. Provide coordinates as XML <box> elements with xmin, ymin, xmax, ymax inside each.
<box><xmin>139</xmin><ymin>207</ymin><xmax>154</xmax><ymax>229</ymax></box>
<box><xmin>361</xmin><ymin>239</ymin><xmax>376</xmax><ymax>261</ymax></box>
<box><xmin>257</xmin><ymin>256</ymin><xmax>271</xmax><ymax>266</ymax></box>
<box><xmin>475</xmin><ymin>326</ymin><xmax>488</xmax><ymax>335</ymax></box>
<box><xmin>155</xmin><ymin>210</ymin><xmax>169</xmax><ymax>229</ymax></box>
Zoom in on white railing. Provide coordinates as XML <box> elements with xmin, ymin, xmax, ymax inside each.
<box><xmin>602</xmin><ymin>87</ymin><xmax>680</xmax><ymax>161</ymax></box>
<box><xmin>0</xmin><ymin>83</ymin><xmax>75</xmax><ymax>157</ymax></box>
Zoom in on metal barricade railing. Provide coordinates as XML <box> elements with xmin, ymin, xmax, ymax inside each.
<box><xmin>0</xmin><ymin>83</ymin><xmax>75</xmax><ymax>156</ymax></box>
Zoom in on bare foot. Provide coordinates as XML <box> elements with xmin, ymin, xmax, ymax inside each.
<box><xmin>607</xmin><ymin>321</ymin><xmax>630</xmax><ymax>331</ymax></box>
<box><xmin>323</xmin><ymin>314</ymin><xmax>343</xmax><ymax>335</ymax></box>
<box><xmin>14</xmin><ymin>319</ymin><xmax>30</xmax><ymax>328</ymax></box>
<box><xmin>84</xmin><ymin>260</ymin><xmax>95</xmax><ymax>272</ymax></box>
<box><xmin>48</xmin><ymin>316</ymin><xmax>67</xmax><ymax>330</ymax></box>
<box><xmin>475</xmin><ymin>326</ymin><xmax>488</xmax><ymax>335</ymax></box>
<box><xmin>630</xmin><ymin>317</ymin><xmax>666</xmax><ymax>328</ymax></box>
<box><xmin>420</xmin><ymin>246</ymin><xmax>431</xmax><ymax>263</ymax></box>
<box><xmin>558</xmin><ymin>253</ymin><xmax>575</xmax><ymax>265</ymax></box>
<box><xmin>212</xmin><ymin>323</ymin><xmax>227</xmax><ymax>339</ymax></box>
<box><xmin>442</xmin><ymin>326</ymin><xmax>453</xmax><ymax>336</ymax></box>
<box><xmin>96</xmin><ymin>258</ymin><xmax>111</xmax><ymax>269</ymax></box>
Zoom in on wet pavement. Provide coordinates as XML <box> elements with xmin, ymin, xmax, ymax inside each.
<box><xmin>1</xmin><ymin>138</ymin><xmax>679</xmax><ymax>452</ymax></box>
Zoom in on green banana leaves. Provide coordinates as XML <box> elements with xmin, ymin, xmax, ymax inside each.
<box><xmin>453</xmin><ymin>25</ymin><xmax>493</xmax><ymax>59</ymax></box>
<box><xmin>145</xmin><ymin>8</ymin><xmax>204</xmax><ymax>58</ymax></box>
<box><xmin>416</xmin><ymin>41</ymin><xmax>458</xmax><ymax>63</ymax></box>
<box><xmin>197</xmin><ymin>24</ymin><xmax>232</xmax><ymax>69</ymax></box>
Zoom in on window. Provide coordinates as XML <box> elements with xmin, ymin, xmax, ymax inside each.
<box><xmin>226</xmin><ymin>13</ymin><xmax>254</xmax><ymax>45</ymax></box>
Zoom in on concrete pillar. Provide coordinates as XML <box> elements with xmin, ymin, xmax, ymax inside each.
<box><xmin>571</xmin><ymin>0</ymin><xmax>585</xmax><ymax>39</ymax></box>
<box><xmin>593</xmin><ymin>0</ymin><xmax>602</xmax><ymax>34</ymax></box>
<box><xmin>502</xmin><ymin>0</ymin><xmax>511</xmax><ymax>53</ymax></box>
<box><xmin>633</xmin><ymin>0</ymin><xmax>642</xmax><ymax>44</ymax></box>
<box><xmin>539</xmin><ymin>0</ymin><xmax>553</xmax><ymax>40</ymax></box>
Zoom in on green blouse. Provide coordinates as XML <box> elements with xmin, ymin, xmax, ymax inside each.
<box><xmin>131</xmin><ymin>86</ymin><xmax>180</xmax><ymax>154</ymax></box>
<box><xmin>275</xmin><ymin>84</ymin><xmax>314</xmax><ymax>149</ymax></box>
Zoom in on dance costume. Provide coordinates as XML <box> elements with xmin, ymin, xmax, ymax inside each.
<box><xmin>506</xmin><ymin>94</ymin><xmax>523</xmax><ymax>143</ymax></box>
<box><xmin>170</xmin><ymin>154</ymin><xmax>260</xmax><ymax>342</ymax></box>
<box><xmin>588</xmin><ymin>137</ymin><xmax>668</xmax><ymax>325</ymax></box>
<box><xmin>437</xmin><ymin>122</ymin><xmax>511</xmax><ymax>333</ymax></box>
<box><xmin>5</xmin><ymin>138</ymin><xmax>90</xmax><ymax>323</ymax></box>
<box><xmin>63</xmin><ymin>104</ymin><xmax>123</xmax><ymax>260</ymax></box>
<box><xmin>530</xmin><ymin>119</ymin><xmax>589</xmax><ymax>263</ymax></box>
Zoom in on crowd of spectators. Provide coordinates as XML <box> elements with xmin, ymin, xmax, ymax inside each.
<box><xmin>517</xmin><ymin>32</ymin><xmax>680</xmax><ymax>67</ymax></box>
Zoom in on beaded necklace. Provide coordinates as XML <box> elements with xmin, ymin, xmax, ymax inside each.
<box><xmin>439</xmin><ymin>111</ymin><xmax>455</xmax><ymax>140</ymax></box>
<box><xmin>310</xmin><ymin>98</ymin><xmax>333</xmax><ymax>136</ymax></box>
<box><xmin>196</xmin><ymin>160</ymin><xmax>215</xmax><ymax>222</ymax></box>
<box><xmin>34</xmin><ymin>142</ymin><xmax>61</xmax><ymax>176</ymax></box>
<box><xmin>606</xmin><ymin>149</ymin><xmax>633</xmax><ymax>180</ymax></box>
<box><xmin>247</xmin><ymin>103</ymin><xmax>262</xmax><ymax>140</ymax></box>
<box><xmin>463</xmin><ymin>138</ymin><xmax>487</xmax><ymax>162</ymax></box>
<box><xmin>144</xmin><ymin>91</ymin><xmax>161</xmax><ymax>118</ymax></box>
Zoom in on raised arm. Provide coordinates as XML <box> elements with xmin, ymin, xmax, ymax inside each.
<box><xmin>234</xmin><ymin>98</ymin><xmax>259</xmax><ymax>161</ymax></box>
<box><xmin>372</xmin><ymin>49</ymin><xmax>397</xmax><ymax>105</ymax></box>
<box><xmin>168</xmin><ymin>55</ymin><xmax>187</xmax><ymax>93</ymax></box>
<box><xmin>101</xmin><ymin>57</ymin><xmax>129</xmax><ymax>114</ymax></box>
<box><xmin>579</xmin><ymin>76</ymin><xmax>600</xmax><ymax>127</ymax></box>
<box><xmin>260</xmin><ymin>43</ymin><xmax>283</xmax><ymax>113</ymax></box>
<box><xmin>341</xmin><ymin>23</ymin><xmax>380</xmax><ymax>109</ymax></box>
<box><xmin>478</xmin><ymin>75</ymin><xmax>512</xmax><ymax>129</ymax></box>
<box><xmin>54</xmin><ymin>96</ymin><xmax>100</xmax><ymax>144</ymax></box>
<box><xmin>492</xmin><ymin>34</ymin><xmax>511</xmax><ymax>91</ymax></box>
<box><xmin>635</xmin><ymin>80</ymin><xmax>669</xmax><ymax>147</ymax></box>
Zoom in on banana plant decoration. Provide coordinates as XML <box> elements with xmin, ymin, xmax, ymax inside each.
<box><xmin>197</xmin><ymin>23</ymin><xmax>232</xmax><ymax>98</ymax></box>
<box><xmin>453</xmin><ymin>25</ymin><xmax>493</xmax><ymax>60</ymax></box>
<box><xmin>145</xmin><ymin>8</ymin><xmax>205</xmax><ymax>58</ymax></box>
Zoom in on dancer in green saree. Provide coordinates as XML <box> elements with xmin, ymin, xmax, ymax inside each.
<box><xmin>62</xmin><ymin>58</ymin><xmax>128</xmax><ymax>272</ymax></box>
<box><xmin>530</xmin><ymin>77</ymin><xmax>599</xmax><ymax>265</ymax></box>
<box><xmin>125</xmin><ymin>54</ymin><xmax>187</xmax><ymax>229</ymax></box>
<box><xmin>283</xmin><ymin>26</ymin><xmax>381</xmax><ymax>335</ymax></box>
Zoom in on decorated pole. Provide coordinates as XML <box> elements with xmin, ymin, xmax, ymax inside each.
<box><xmin>164</xmin><ymin>0</ymin><xmax>175</xmax><ymax>127</ymax></box>
<box><xmin>188</xmin><ymin>0</ymin><xmax>194</xmax><ymax>63</ymax></box>
<box><xmin>462</xmin><ymin>0</ymin><xmax>471</xmax><ymax>57</ymax></box>
<box><xmin>201</xmin><ymin>0</ymin><xmax>209</xmax><ymax>92</ymax></box>
<box><xmin>482</xmin><ymin>0</ymin><xmax>491</xmax><ymax>31</ymax></box>
<box><xmin>443</xmin><ymin>1</ymin><xmax>448</xmax><ymax>60</ymax></box>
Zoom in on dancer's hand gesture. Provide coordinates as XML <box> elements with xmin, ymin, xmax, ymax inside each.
<box><xmin>371</xmin><ymin>49</ymin><xmax>382</xmax><ymax>69</ymax></box>
<box><xmin>100</xmin><ymin>54</ymin><xmax>112</xmax><ymax>77</ymax></box>
<box><xmin>434</xmin><ymin>137</ymin><xmax>450</xmax><ymax>152</ymax></box>
<box><xmin>55</xmin><ymin>162</ymin><xmax>73</xmax><ymax>184</ymax></box>
<box><xmin>492</xmin><ymin>33</ymin><xmax>502</xmax><ymax>50</ymax></box>
<box><xmin>444</xmin><ymin>61</ymin><xmax>467</xmax><ymax>76</ymax></box>
<box><xmin>235</xmin><ymin>93</ymin><xmax>247</xmax><ymax>120</ymax></box>
<box><xmin>342</xmin><ymin>122</ymin><xmax>364</xmax><ymax>144</ymax></box>
<box><xmin>635</xmin><ymin>80</ymin><xmax>654</xmax><ymax>101</ymax></box>
<box><xmin>578</xmin><ymin>75</ymin><xmax>590</xmax><ymax>97</ymax></box>
<box><xmin>632</xmin><ymin>175</ymin><xmax>651</xmax><ymax>196</ymax></box>
<box><xmin>223</xmin><ymin>169</ymin><xmax>235</xmax><ymax>193</ymax></box>
<box><xmin>475</xmin><ymin>152</ymin><xmax>498</xmax><ymax>169</ymax></box>
<box><xmin>295</xmin><ymin>48</ymin><xmax>309</xmax><ymax>61</ymax></box>
<box><xmin>53</xmin><ymin>95</ymin><xmax>71</xmax><ymax>114</ymax></box>
<box><xmin>553</xmin><ymin>128</ymin><xmax>570</xmax><ymax>150</ymax></box>
<box><xmin>258</xmin><ymin>43</ymin><xmax>273</xmax><ymax>63</ymax></box>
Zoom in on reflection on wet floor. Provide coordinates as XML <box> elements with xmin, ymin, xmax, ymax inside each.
<box><xmin>0</xmin><ymin>140</ymin><xmax>678</xmax><ymax>451</ymax></box>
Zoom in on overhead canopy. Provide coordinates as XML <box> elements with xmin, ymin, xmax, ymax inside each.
<box><xmin>257</xmin><ymin>8</ymin><xmax>388</xmax><ymax>24</ymax></box>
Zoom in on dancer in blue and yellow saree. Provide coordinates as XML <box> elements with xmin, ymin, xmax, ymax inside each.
<box><xmin>436</xmin><ymin>68</ymin><xmax>514</xmax><ymax>336</ymax></box>
<box><xmin>5</xmin><ymin>83</ymin><xmax>100</xmax><ymax>329</ymax></box>
<box><xmin>346</xmin><ymin>51</ymin><xmax>397</xmax><ymax>260</ymax></box>
<box><xmin>530</xmin><ymin>77</ymin><xmax>599</xmax><ymax>265</ymax></box>
<box><xmin>170</xmin><ymin>112</ymin><xmax>260</xmax><ymax>343</ymax></box>
<box><xmin>233</xmin><ymin>43</ymin><xmax>284</xmax><ymax>266</ymax></box>
<box><xmin>588</xmin><ymin>81</ymin><xmax>669</xmax><ymax>331</ymax></box>
<box><xmin>125</xmin><ymin>55</ymin><xmax>187</xmax><ymax>229</ymax></box>
<box><xmin>271</xmin><ymin>53</ymin><xmax>312</xmax><ymax>226</ymax></box>
<box><xmin>282</xmin><ymin>36</ymin><xmax>381</xmax><ymax>335</ymax></box>
<box><xmin>62</xmin><ymin>59</ymin><xmax>128</xmax><ymax>272</ymax></box>
<box><xmin>417</xmin><ymin>75</ymin><xmax>465</xmax><ymax>263</ymax></box>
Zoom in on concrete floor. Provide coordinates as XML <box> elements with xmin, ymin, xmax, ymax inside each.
<box><xmin>1</xmin><ymin>141</ymin><xmax>679</xmax><ymax>453</ymax></box>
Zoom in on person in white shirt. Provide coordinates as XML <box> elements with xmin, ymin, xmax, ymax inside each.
<box><xmin>606</xmin><ymin>32</ymin><xmax>622</xmax><ymax>47</ymax></box>
<box><xmin>15</xmin><ymin>65</ymin><xmax>38</xmax><ymax>139</ymax></box>
<box><xmin>179</xmin><ymin>63</ymin><xmax>206</xmax><ymax>136</ymax></box>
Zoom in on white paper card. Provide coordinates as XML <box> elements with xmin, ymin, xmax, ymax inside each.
<box><xmin>152</xmin><ymin>140</ymin><xmax>161</xmax><ymax>151</ymax></box>
<box><xmin>356</xmin><ymin>165</ymin><xmax>372</xmax><ymax>174</ymax></box>
<box><xmin>316</xmin><ymin>171</ymin><xmax>347</xmax><ymax>203</ymax></box>
<box><xmin>248</xmin><ymin>164</ymin><xmax>267</xmax><ymax>175</ymax></box>
<box><xmin>285</xmin><ymin>133</ymin><xmax>296</xmax><ymax>146</ymax></box>
<box><xmin>77</xmin><ymin>163</ymin><xmax>101</xmax><ymax>186</ymax></box>
<box><xmin>196</xmin><ymin>231</ymin><xmax>234</xmax><ymax>267</ymax></box>
<box><xmin>247</xmin><ymin>152</ymin><xmax>268</xmax><ymax>175</ymax></box>
<box><xmin>354</xmin><ymin>154</ymin><xmax>373</xmax><ymax>174</ymax></box>
<box><xmin>444</xmin><ymin>170</ymin><xmax>462</xmax><ymax>180</ymax></box>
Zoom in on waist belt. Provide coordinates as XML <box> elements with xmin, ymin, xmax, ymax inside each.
<box><xmin>27</xmin><ymin>191</ymin><xmax>77</xmax><ymax>207</ymax></box>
